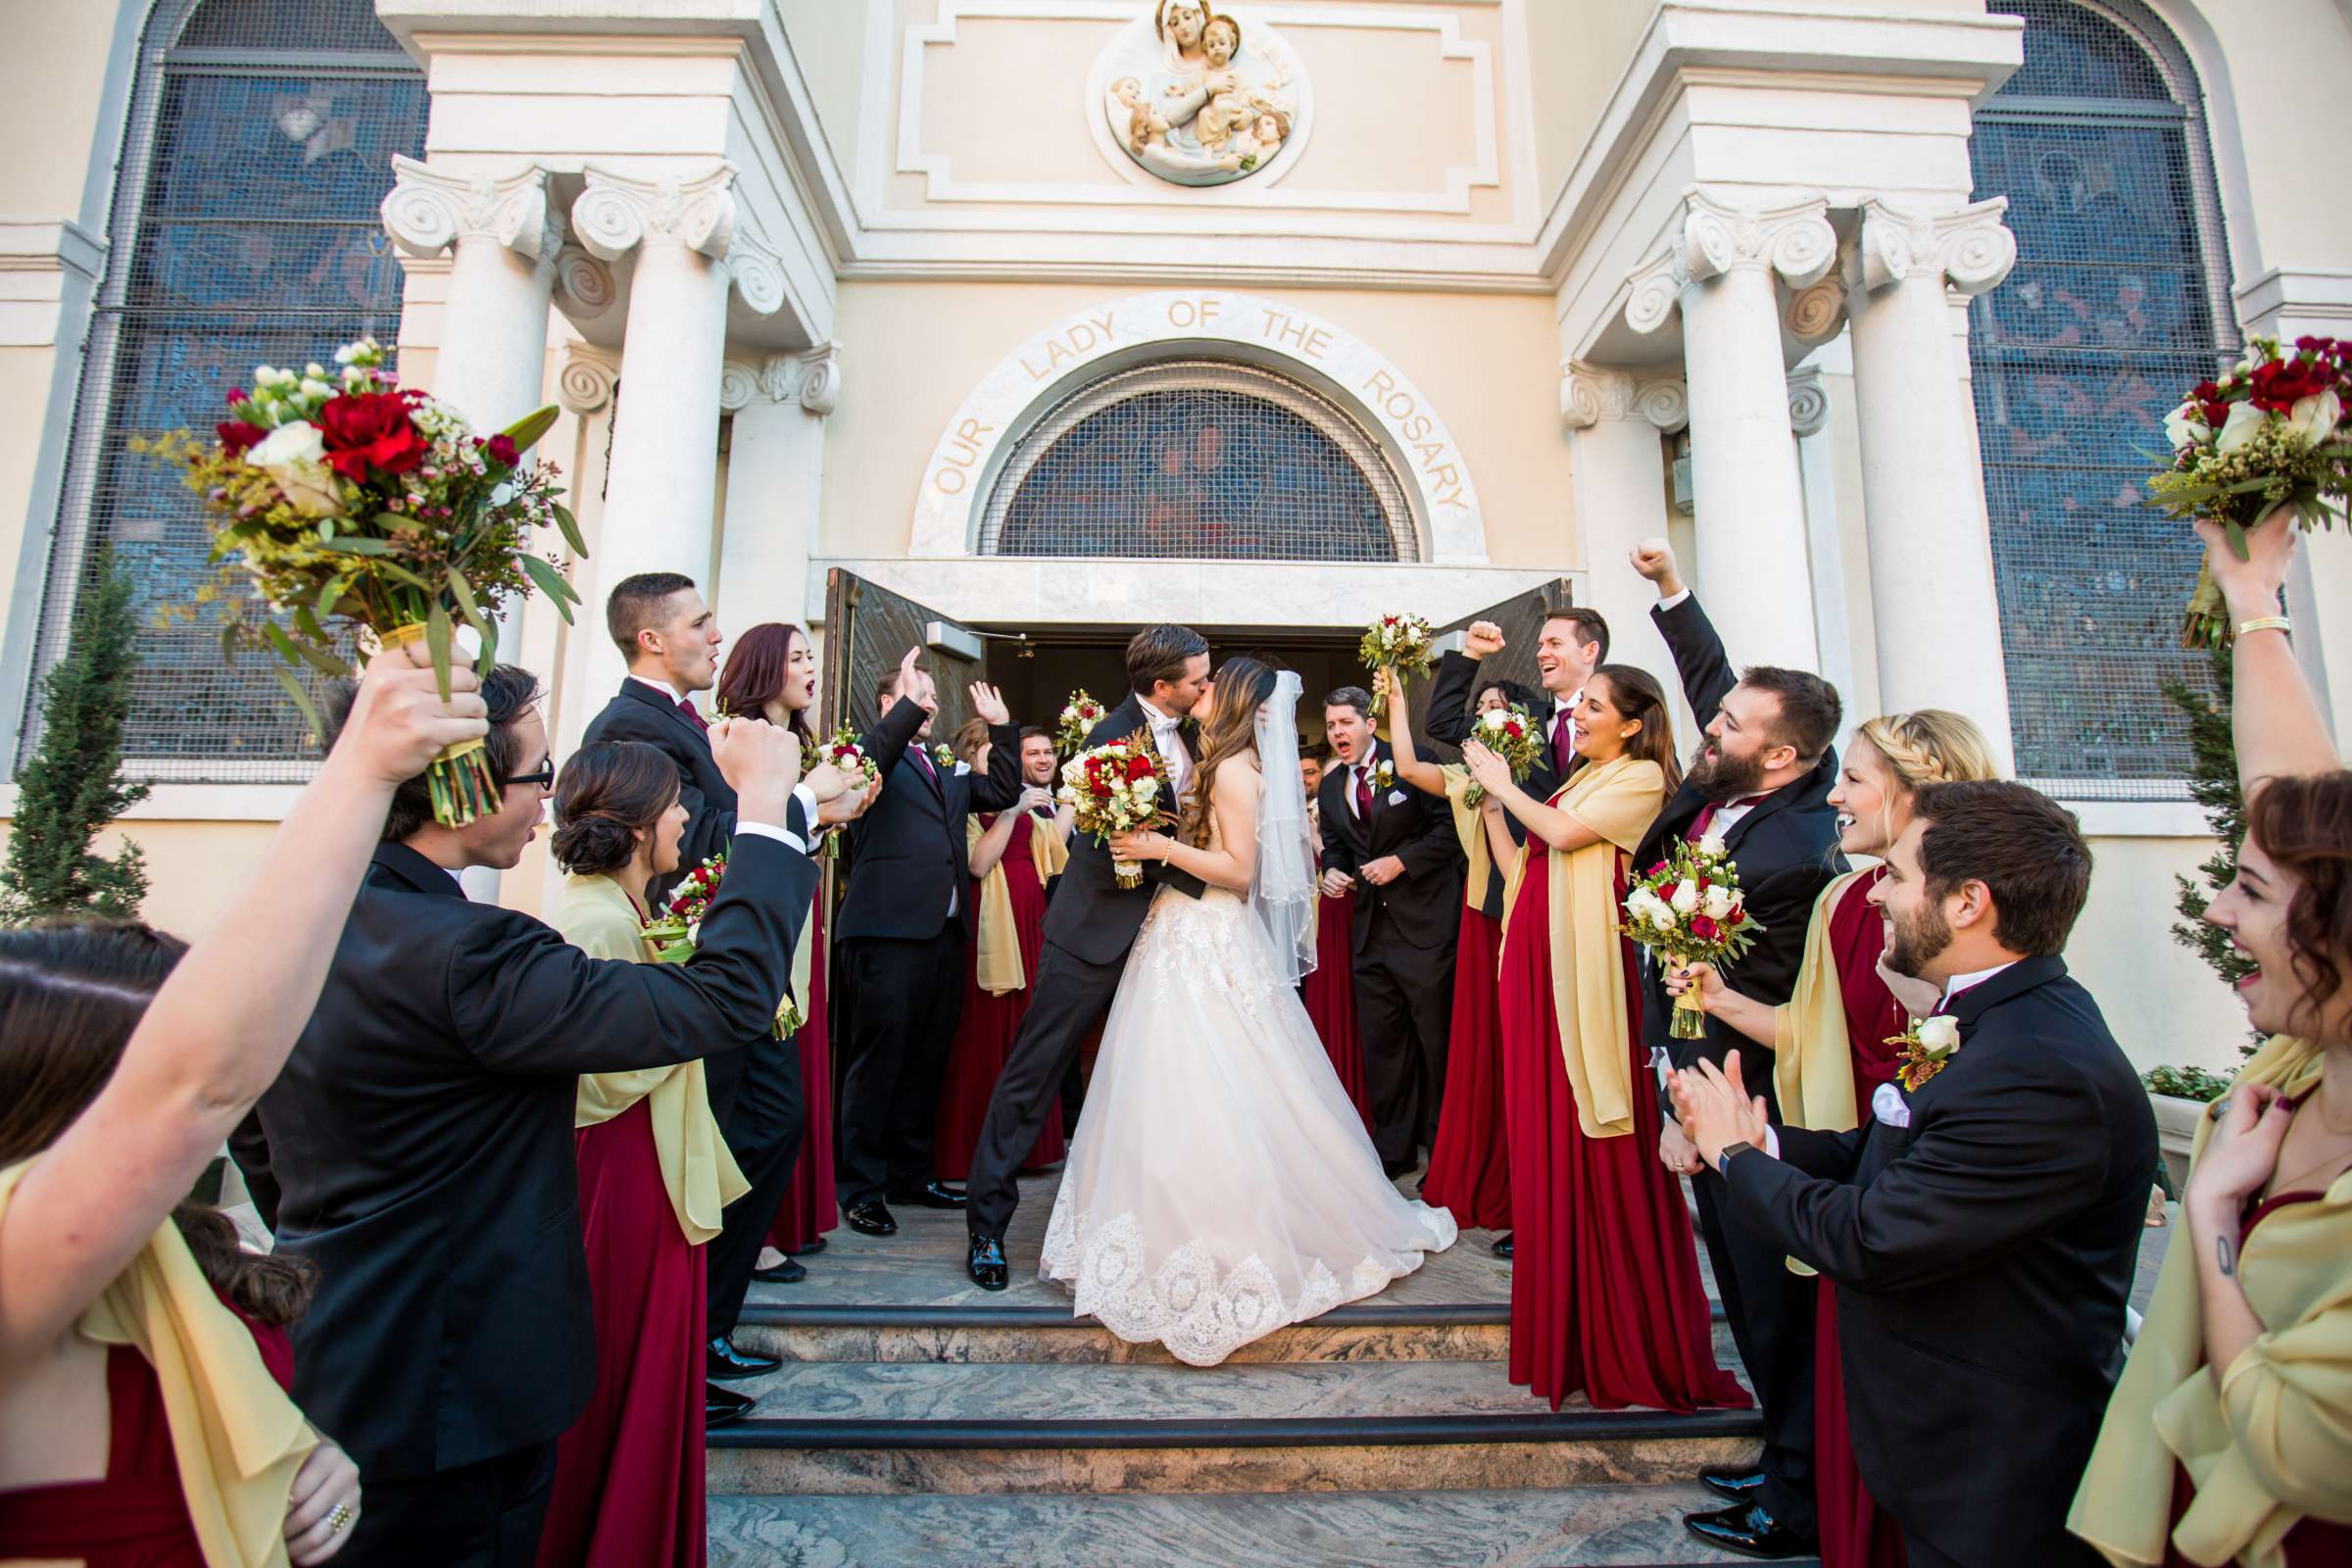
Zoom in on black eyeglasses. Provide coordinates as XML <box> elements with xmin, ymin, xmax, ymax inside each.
<box><xmin>505</xmin><ymin>757</ymin><xmax>556</xmax><ymax>791</ymax></box>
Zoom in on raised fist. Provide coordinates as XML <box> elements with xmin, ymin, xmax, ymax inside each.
<box><xmin>1630</xmin><ymin>539</ymin><xmax>1686</xmax><ymax>599</ymax></box>
<box><xmin>1464</xmin><ymin>621</ymin><xmax>1505</xmax><ymax>660</ymax></box>
<box><xmin>337</xmin><ymin>641</ymin><xmax>488</xmax><ymax>786</ymax></box>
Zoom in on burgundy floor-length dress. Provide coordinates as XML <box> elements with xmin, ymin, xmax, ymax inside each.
<box><xmin>767</xmin><ymin>894</ymin><xmax>836</xmax><ymax>1252</ymax></box>
<box><xmin>935</xmin><ymin>813</ymin><xmax>1066</xmax><ymax>1178</ymax></box>
<box><xmin>1302</xmin><ymin>885</ymin><xmax>1373</xmax><ymax>1132</ymax></box>
<box><xmin>1419</xmin><ymin>902</ymin><xmax>1507</xmax><ymax>1229</ymax></box>
<box><xmin>0</xmin><ymin>1293</ymin><xmax>293</xmax><ymax>1565</ymax></box>
<box><xmin>537</xmin><ymin>1097</ymin><xmax>706</xmax><ymax>1568</ymax></box>
<box><xmin>1497</xmin><ymin>846</ymin><xmax>1750</xmax><ymax>1413</ymax></box>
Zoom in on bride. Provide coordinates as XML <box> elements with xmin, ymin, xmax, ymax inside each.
<box><xmin>1039</xmin><ymin>657</ymin><xmax>1457</xmax><ymax>1366</ymax></box>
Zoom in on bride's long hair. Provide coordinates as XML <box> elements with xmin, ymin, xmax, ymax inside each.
<box><xmin>1179</xmin><ymin>655</ymin><xmax>1280</xmax><ymax>848</ymax></box>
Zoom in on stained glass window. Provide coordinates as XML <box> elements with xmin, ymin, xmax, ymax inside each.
<box><xmin>979</xmin><ymin>361</ymin><xmax>1416</xmax><ymax>561</ymax></box>
<box><xmin>1970</xmin><ymin>0</ymin><xmax>2235</xmax><ymax>796</ymax></box>
<box><xmin>22</xmin><ymin>0</ymin><xmax>425</xmax><ymax>780</ymax></box>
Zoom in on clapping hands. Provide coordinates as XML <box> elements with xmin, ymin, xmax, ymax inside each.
<box><xmin>1668</xmin><ymin>1050</ymin><xmax>1772</xmax><ymax>1169</ymax></box>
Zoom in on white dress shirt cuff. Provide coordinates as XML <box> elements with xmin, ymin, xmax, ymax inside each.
<box><xmin>1762</xmin><ymin>1126</ymin><xmax>1781</xmax><ymax>1160</ymax></box>
<box><xmin>1657</xmin><ymin>588</ymin><xmax>1691</xmax><ymax>612</ymax></box>
<box><xmin>735</xmin><ymin>819</ymin><xmax>808</xmax><ymax>857</ymax></box>
<box><xmin>793</xmin><ymin>783</ymin><xmax>818</xmax><ymax>831</ymax></box>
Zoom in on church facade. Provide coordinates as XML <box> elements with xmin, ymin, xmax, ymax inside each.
<box><xmin>3</xmin><ymin>0</ymin><xmax>2347</xmax><ymax>1072</ymax></box>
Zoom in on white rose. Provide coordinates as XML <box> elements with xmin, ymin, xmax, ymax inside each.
<box><xmin>1134</xmin><ymin>777</ymin><xmax>1158</xmax><ymax>803</ymax></box>
<box><xmin>1670</xmin><ymin>880</ymin><xmax>1700</xmax><ymax>915</ymax></box>
<box><xmin>2162</xmin><ymin>403</ymin><xmax>2210</xmax><ymax>453</ymax></box>
<box><xmin>1702</xmin><ymin>885</ymin><xmax>1734</xmax><ymax>921</ymax></box>
<box><xmin>245</xmin><ymin>420</ymin><xmax>344</xmax><ymax>516</ymax></box>
<box><xmin>1917</xmin><ymin>1014</ymin><xmax>1961</xmax><ymax>1054</ymax></box>
<box><xmin>2285</xmin><ymin>388</ymin><xmax>2343</xmax><ymax>450</ymax></box>
<box><xmin>685</xmin><ymin>918</ymin><xmax>702</xmax><ymax>948</ymax></box>
<box><xmin>1696</xmin><ymin>832</ymin><xmax>1728</xmax><ymax>859</ymax></box>
<box><xmin>1647</xmin><ymin>899</ymin><xmax>1681</xmax><ymax>932</ymax></box>
<box><xmin>1480</xmin><ymin>709</ymin><xmax>1508</xmax><ymax>732</ymax></box>
<box><xmin>2215</xmin><ymin>399</ymin><xmax>2268</xmax><ymax>455</ymax></box>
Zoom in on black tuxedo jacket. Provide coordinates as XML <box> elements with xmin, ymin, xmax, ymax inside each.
<box><xmin>1040</xmin><ymin>693</ymin><xmax>1205</xmax><ymax>967</ymax></box>
<box><xmin>832</xmin><ymin>696</ymin><xmax>1020</xmax><ymax>944</ymax></box>
<box><xmin>1423</xmin><ymin>650</ymin><xmax>1567</xmax><ymax>920</ymax></box>
<box><xmin>580</xmin><ymin>679</ymin><xmax>809</xmax><ymax>906</ymax></box>
<box><xmin>1316</xmin><ymin>739</ymin><xmax>1464</xmax><ymax>953</ymax></box>
<box><xmin>1722</xmin><ymin>957</ymin><xmax>2156</xmax><ymax>1566</ymax></box>
<box><xmin>1638</xmin><ymin>594</ymin><xmax>1846</xmax><ymax>1088</ymax></box>
<box><xmin>227</xmin><ymin>837</ymin><xmax>817</xmax><ymax>1481</ymax></box>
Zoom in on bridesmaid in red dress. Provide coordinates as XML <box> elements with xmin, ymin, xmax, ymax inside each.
<box><xmin>1467</xmin><ymin>665</ymin><xmax>1749</xmax><ymax>1414</ymax></box>
<box><xmin>1299</xmin><ymin>752</ymin><xmax>1374</xmax><ymax>1131</ymax></box>
<box><xmin>936</xmin><ymin>721</ymin><xmax>1070</xmax><ymax>1176</ymax></box>
<box><xmin>1671</xmin><ymin>710</ymin><xmax>1995</xmax><ymax>1568</ymax></box>
<box><xmin>1382</xmin><ymin>668</ymin><xmax>1530</xmax><ymax>1232</ymax></box>
<box><xmin>542</xmin><ymin>742</ymin><xmax>749</xmax><ymax>1568</ymax></box>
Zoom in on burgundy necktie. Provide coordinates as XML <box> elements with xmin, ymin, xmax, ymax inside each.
<box><xmin>1550</xmin><ymin>710</ymin><xmax>1576</xmax><ymax>775</ymax></box>
<box><xmin>1353</xmin><ymin>764</ymin><xmax>1374</xmax><ymax>821</ymax></box>
<box><xmin>1690</xmin><ymin>793</ymin><xmax>1769</xmax><ymax>841</ymax></box>
<box><xmin>912</xmin><ymin>744</ymin><xmax>937</xmax><ymax>781</ymax></box>
<box><xmin>675</xmin><ymin>697</ymin><xmax>708</xmax><ymax>734</ymax></box>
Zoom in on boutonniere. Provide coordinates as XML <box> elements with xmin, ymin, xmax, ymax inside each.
<box><xmin>1372</xmin><ymin>760</ymin><xmax>1396</xmax><ymax>791</ymax></box>
<box><xmin>1888</xmin><ymin>1014</ymin><xmax>1962</xmax><ymax>1092</ymax></box>
<box><xmin>933</xmin><ymin>744</ymin><xmax>956</xmax><ymax>770</ymax></box>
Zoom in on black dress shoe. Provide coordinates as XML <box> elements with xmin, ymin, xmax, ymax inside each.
<box><xmin>844</xmin><ymin>1200</ymin><xmax>898</xmax><ymax>1237</ymax></box>
<box><xmin>784</xmin><ymin>1235</ymin><xmax>827</xmax><ymax>1256</ymax></box>
<box><xmin>967</xmin><ymin>1234</ymin><xmax>1008</xmax><ymax>1292</ymax></box>
<box><xmin>1683</xmin><ymin>1500</ymin><xmax>1817</xmax><ymax>1560</ymax></box>
<box><xmin>889</xmin><ymin>1181</ymin><xmax>968</xmax><ymax>1209</ymax></box>
<box><xmin>752</xmin><ymin>1255</ymin><xmax>807</xmax><ymax>1284</ymax></box>
<box><xmin>705</xmin><ymin>1383</ymin><xmax>756</xmax><ymax>1429</ymax></box>
<box><xmin>706</xmin><ymin>1336</ymin><xmax>779</xmax><ymax>1381</ymax></box>
<box><xmin>1381</xmin><ymin>1158</ymin><xmax>1416</xmax><ymax>1179</ymax></box>
<box><xmin>1699</xmin><ymin>1464</ymin><xmax>1768</xmax><ymax>1503</ymax></box>
<box><xmin>1491</xmin><ymin>1233</ymin><xmax>1514</xmax><ymax>1260</ymax></box>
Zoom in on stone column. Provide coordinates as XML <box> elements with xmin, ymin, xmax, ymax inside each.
<box><xmin>717</xmin><ymin>346</ymin><xmax>839</xmax><ymax>636</ymax></box>
<box><xmin>1561</xmin><ymin>363</ymin><xmax>1686</xmax><ymax>662</ymax></box>
<box><xmin>1787</xmin><ymin>367</ymin><xmax>1861</xmax><ymax>730</ymax></box>
<box><xmin>1843</xmin><ymin>198</ymin><xmax>2018</xmax><ymax>769</ymax></box>
<box><xmin>1627</xmin><ymin>193</ymin><xmax>1837</xmax><ymax>672</ymax></box>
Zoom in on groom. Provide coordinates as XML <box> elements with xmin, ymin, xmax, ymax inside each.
<box><xmin>963</xmin><ymin>623</ymin><xmax>1212</xmax><ymax>1289</ymax></box>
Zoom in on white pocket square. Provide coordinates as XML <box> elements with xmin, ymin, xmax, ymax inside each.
<box><xmin>1388</xmin><ymin>790</ymin><xmax>1409</xmax><ymax>806</ymax></box>
<box><xmin>1871</xmin><ymin>1081</ymin><xmax>1912</xmax><ymax>1129</ymax></box>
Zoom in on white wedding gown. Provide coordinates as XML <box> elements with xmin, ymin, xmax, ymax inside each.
<box><xmin>1040</xmin><ymin>806</ymin><xmax>1457</xmax><ymax>1366</ymax></box>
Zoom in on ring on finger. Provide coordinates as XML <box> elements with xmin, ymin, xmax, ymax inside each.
<box><xmin>328</xmin><ymin>1502</ymin><xmax>355</xmax><ymax>1535</ymax></box>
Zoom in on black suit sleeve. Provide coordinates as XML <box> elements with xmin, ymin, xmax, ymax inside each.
<box><xmin>226</xmin><ymin>1110</ymin><xmax>281</xmax><ymax>1233</ymax></box>
<box><xmin>968</xmin><ymin>721</ymin><xmax>1023</xmax><ymax>812</ymax></box>
<box><xmin>861</xmin><ymin>697</ymin><xmax>930</xmax><ymax>780</ymax></box>
<box><xmin>1392</xmin><ymin>788</ymin><xmax>1463</xmax><ymax>881</ymax></box>
<box><xmin>1423</xmin><ymin>651</ymin><xmax>1483</xmax><ymax>747</ymax></box>
<box><xmin>1650</xmin><ymin>592</ymin><xmax>1740</xmax><ymax>727</ymax></box>
<box><xmin>448</xmin><ymin>834</ymin><xmax>819</xmax><ymax>1075</ymax></box>
<box><xmin>1724</xmin><ymin>1058</ymin><xmax>2113</xmax><ymax>1294</ymax></box>
<box><xmin>1774</xmin><ymin>1124</ymin><xmax>1867</xmax><ymax>1182</ymax></box>
<box><xmin>1317</xmin><ymin>774</ymin><xmax>1359</xmax><ymax>877</ymax></box>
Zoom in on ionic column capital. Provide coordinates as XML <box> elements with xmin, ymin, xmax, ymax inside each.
<box><xmin>380</xmin><ymin>157</ymin><xmax>563</xmax><ymax>264</ymax></box>
<box><xmin>1787</xmin><ymin>366</ymin><xmax>1831</xmax><ymax>437</ymax></box>
<box><xmin>1636</xmin><ymin>376</ymin><xmax>1689</xmax><ymax>434</ymax></box>
<box><xmin>557</xmin><ymin>342</ymin><xmax>620</xmax><ymax>415</ymax></box>
<box><xmin>1560</xmin><ymin>363</ymin><xmax>1636</xmax><ymax>428</ymax></box>
<box><xmin>1844</xmin><ymin>197</ymin><xmax>2017</xmax><ymax>298</ymax></box>
<box><xmin>1627</xmin><ymin>190</ymin><xmax>1838</xmax><ymax>334</ymax></box>
<box><xmin>718</xmin><ymin>345</ymin><xmax>844</xmax><ymax>416</ymax></box>
<box><xmin>571</xmin><ymin>163</ymin><xmax>738</xmax><ymax>263</ymax></box>
<box><xmin>1785</xmin><ymin>275</ymin><xmax>1846</xmax><ymax>344</ymax></box>
<box><xmin>552</xmin><ymin>245</ymin><xmax>617</xmax><ymax>324</ymax></box>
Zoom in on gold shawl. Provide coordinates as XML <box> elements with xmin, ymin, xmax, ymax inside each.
<box><xmin>2070</xmin><ymin>1037</ymin><xmax>2352</xmax><ymax>1567</ymax></box>
<box><xmin>1439</xmin><ymin>763</ymin><xmax>1501</xmax><ymax>917</ymax></box>
<box><xmin>967</xmin><ymin>813</ymin><xmax>1069</xmax><ymax>996</ymax></box>
<box><xmin>1768</xmin><ymin>870</ymin><xmax>1935</xmax><ymax>1131</ymax></box>
<box><xmin>0</xmin><ymin>1159</ymin><xmax>319</xmax><ymax>1568</ymax></box>
<box><xmin>554</xmin><ymin>873</ymin><xmax>751</xmax><ymax>1246</ymax></box>
<box><xmin>1498</xmin><ymin>756</ymin><xmax>1665</xmax><ymax>1139</ymax></box>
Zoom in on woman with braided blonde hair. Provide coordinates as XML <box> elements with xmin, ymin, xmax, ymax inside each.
<box><xmin>1666</xmin><ymin>707</ymin><xmax>1996</xmax><ymax>1568</ymax></box>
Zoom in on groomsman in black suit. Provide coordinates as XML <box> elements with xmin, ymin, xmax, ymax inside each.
<box><xmin>1316</xmin><ymin>684</ymin><xmax>1465</xmax><ymax>1176</ymax></box>
<box><xmin>1673</xmin><ymin>782</ymin><xmax>2155</xmax><ymax>1568</ymax></box>
<box><xmin>833</xmin><ymin>646</ymin><xmax>1022</xmax><ymax>1238</ymax></box>
<box><xmin>229</xmin><ymin>667</ymin><xmax>819</xmax><ymax>1568</ymax></box>
<box><xmin>580</xmin><ymin>570</ymin><xmax>845</xmax><ymax>1395</ymax></box>
<box><xmin>965</xmin><ymin>624</ymin><xmax>1211</xmax><ymax>1288</ymax></box>
<box><xmin>1631</xmin><ymin>541</ymin><xmax>1846</xmax><ymax>1560</ymax></box>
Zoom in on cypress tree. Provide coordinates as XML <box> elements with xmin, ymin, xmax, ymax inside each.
<box><xmin>2</xmin><ymin>550</ymin><xmax>150</xmax><ymax>921</ymax></box>
<box><xmin>2161</xmin><ymin>644</ymin><xmax>2256</xmax><ymax>1048</ymax></box>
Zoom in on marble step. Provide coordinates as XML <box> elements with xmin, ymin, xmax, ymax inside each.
<box><xmin>709</xmin><ymin>1486</ymin><xmax>1819</xmax><ymax>1567</ymax></box>
<box><xmin>706</xmin><ymin>1357</ymin><xmax>1761</xmax><ymax>1496</ymax></box>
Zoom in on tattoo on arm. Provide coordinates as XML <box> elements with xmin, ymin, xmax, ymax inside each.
<box><xmin>2216</xmin><ymin>1233</ymin><xmax>2237</xmax><ymax>1279</ymax></box>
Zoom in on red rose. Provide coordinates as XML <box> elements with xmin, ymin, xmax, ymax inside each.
<box><xmin>2201</xmin><ymin>399</ymin><xmax>2230</xmax><ymax>426</ymax></box>
<box><xmin>2249</xmin><ymin>357</ymin><xmax>2331</xmax><ymax>412</ymax></box>
<box><xmin>1126</xmin><ymin>756</ymin><xmax>1154</xmax><ymax>781</ymax></box>
<box><xmin>479</xmin><ymin>433</ymin><xmax>520</xmax><ymax>468</ymax></box>
<box><xmin>1694</xmin><ymin>875</ymin><xmax>1710</xmax><ymax>891</ymax></box>
<box><xmin>316</xmin><ymin>390</ymin><xmax>429</xmax><ymax>481</ymax></box>
<box><xmin>2191</xmin><ymin>379</ymin><xmax>2220</xmax><ymax>401</ymax></box>
<box><xmin>1728</xmin><ymin>901</ymin><xmax>1745</xmax><ymax>924</ymax></box>
<box><xmin>1690</xmin><ymin>913</ymin><xmax>1721</xmax><ymax>942</ymax></box>
<box><xmin>226</xmin><ymin>389</ymin><xmax>249</xmax><ymax>409</ymax></box>
<box><xmin>1091</xmin><ymin>778</ymin><xmax>1113</xmax><ymax>798</ymax></box>
<box><xmin>216</xmin><ymin>420</ymin><xmax>268</xmax><ymax>455</ymax></box>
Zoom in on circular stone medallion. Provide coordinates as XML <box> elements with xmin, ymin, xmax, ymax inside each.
<box><xmin>1096</xmin><ymin>3</ymin><xmax>1308</xmax><ymax>188</ymax></box>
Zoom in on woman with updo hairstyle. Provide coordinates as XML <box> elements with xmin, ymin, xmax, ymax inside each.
<box><xmin>537</xmin><ymin>741</ymin><xmax>746</xmax><ymax>1568</ymax></box>
<box><xmin>1667</xmin><ymin>706</ymin><xmax>1997</xmax><ymax>1568</ymax></box>
<box><xmin>2072</xmin><ymin>519</ymin><xmax>2352</xmax><ymax>1567</ymax></box>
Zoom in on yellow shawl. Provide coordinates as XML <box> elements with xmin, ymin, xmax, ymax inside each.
<box><xmin>967</xmin><ymin>813</ymin><xmax>1070</xmax><ymax>996</ymax></box>
<box><xmin>1439</xmin><ymin>763</ymin><xmax>1502</xmax><ymax>918</ymax></box>
<box><xmin>1499</xmin><ymin>756</ymin><xmax>1665</xmax><ymax>1140</ymax></box>
<box><xmin>2070</xmin><ymin>1036</ymin><xmax>2352</xmax><ymax>1567</ymax></box>
<box><xmin>554</xmin><ymin>873</ymin><xmax>752</xmax><ymax>1247</ymax></box>
<box><xmin>1770</xmin><ymin>869</ymin><xmax>1940</xmax><ymax>1132</ymax></box>
<box><xmin>0</xmin><ymin>1159</ymin><xmax>319</xmax><ymax>1568</ymax></box>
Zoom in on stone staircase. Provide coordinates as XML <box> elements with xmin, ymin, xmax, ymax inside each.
<box><xmin>709</xmin><ymin>1171</ymin><xmax>1803</xmax><ymax>1567</ymax></box>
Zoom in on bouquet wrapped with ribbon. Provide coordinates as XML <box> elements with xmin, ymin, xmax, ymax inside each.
<box><xmin>642</xmin><ymin>852</ymin><xmax>801</xmax><ymax>1036</ymax></box>
<box><xmin>2148</xmin><ymin>334</ymin><xmax>2347</xmax><ymax>648</ymax></box>
<box><xmin>1622</xmin><ymin>834</ymin><xmax>1761</xmax><ymax>1039</ymax></box>
<box><xmin>149</xmin><ymin>337</ymin><xmax>583</xmax><ymax>825</ymax></box>
<box><xmin>1058</xmin><ymin>731</ymin><xmax>1170</xmax><ymax>889</ymax></box>
<box><xmin>1464</xmin><ymin>701</ymin><xmax>1543</xmax><ymax>808</ymax></box>
<box><xmin>1056</xmin><ymin>689</ymin><xmax>1106</xmax><ymax>757</ymax></box>
<box><xmin>1358</xmin><ymin>612</ymin><xmax>1434</xmax><ymax>719</ymax></box>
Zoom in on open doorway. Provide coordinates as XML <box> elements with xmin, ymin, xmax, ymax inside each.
<box><xmin>976</xmin><ymin>625</ymin><xmax>1368</xmax><ymax>755</ymax></box>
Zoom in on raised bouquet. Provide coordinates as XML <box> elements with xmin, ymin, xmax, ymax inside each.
<box><xmin>642</xmin><ymin>852</ymin><xmax>801</xmax><ymax>1036</ymax></box>
<box><xmin>1359</xmin><ymin>612</ymin><xmax>1434</xmax><ymax>719</ymax></box>
<box><xmin>1056</xmin><ymin>688</ymin><xmax>1107</xmax><ymax>757</ymax></box>
<box><xmin>1058</xmin><ymin>731</ymin><xmax>1170</xmax><ymax>890</ymax></box>
<box><xmin>2149</xmin><ymin>334</ymin><xmax>2348</xmax><ymax>648</ymax></box>
<box><xmin>1464</xmin><ymin>702</ymin><xmax>1543</xmax><ymax>808</ymax></box>
<box><xmin>821</xmin><ymin>722</ymin><xmax>881</xmax><ymax>787</ymax></box>
<box><xmin>148</xmin><ymin>337</ymin><xmax>584</xmax><ymax>825</ymax></box>
<box><xmin>1622</xmin><ymin>834</ymin><xmax>1761</xmax><ymax>1039</ymax></box>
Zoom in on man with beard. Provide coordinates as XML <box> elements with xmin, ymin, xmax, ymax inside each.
<box><xmin>1671</xmin><ymin>782</ymin><xmax>2153</xmax><ymax>1568</ymax></box>
<box><xmin>1632</xmin><ymin>538</ymin><xmax>1844</xmax><ymax>1560</ymax></box>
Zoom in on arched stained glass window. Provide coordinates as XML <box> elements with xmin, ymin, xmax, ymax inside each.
<box><xmin>23</xmin><ymin>0</ymin><xmax>425</xmax><ymax>780</ymax></box>
<box><xmin>1969</xmin><ymin>0</ymin><xmax>2236</xmax><ymax>796</ymax></box>
<box><xmin>979</xmin><ymin>361</ymin><xmax>1417</xmax><ymax>561</ymax></box>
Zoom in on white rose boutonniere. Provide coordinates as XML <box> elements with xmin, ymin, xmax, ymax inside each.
<box><xmin>1373</xmin><ymin>760</ymin><xmax>1396</xmax><ymax>791</ymax></box>
<box><xmin>1889</xmin><ymin>1014</ymin><xmax>1962</xmax><ymax>1092</ymax></box>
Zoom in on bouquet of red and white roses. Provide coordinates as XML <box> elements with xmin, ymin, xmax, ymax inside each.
<box><xmin>821</xmin><ymin>722</ymin><xmax>881</xmax><ymax>787</ymax></box>
<box><xmin>1058</xmin><ymin>730</ymin><xmax>1171</xmax><ymax>889</ymax></box>
<box><xmin>146</xmin><ymin>337</ymin><xmax>583</xmax><ymax>825</ymax></box>
<box><xmin>2149</xmin><ymin>334</ymin><xmax>2348</xmax><ymax>648</ymax></box>
<box><xmin>642</xmin><ymin>852</ymin><xmax>801</xmax><ymax>1036</ymax></box>
<box><xmin>1622</xmin><ymin>834</ymin><xmax>1761</xmax><ymax>1039</ymax></box>
<box><xmin>1056</xmin><ymin>689</ymin><xmax>1107</xmax><ymax>757</ymax></box>
<box><xmin>1359</xmin><ymin>613</ymin><xmax>1434</xmax><ymax>719</ymax></box>
<box><xmin>1463</xmin><ymin>702</ymin><xmax>1543</xmax><ymax>808</ymax></box>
